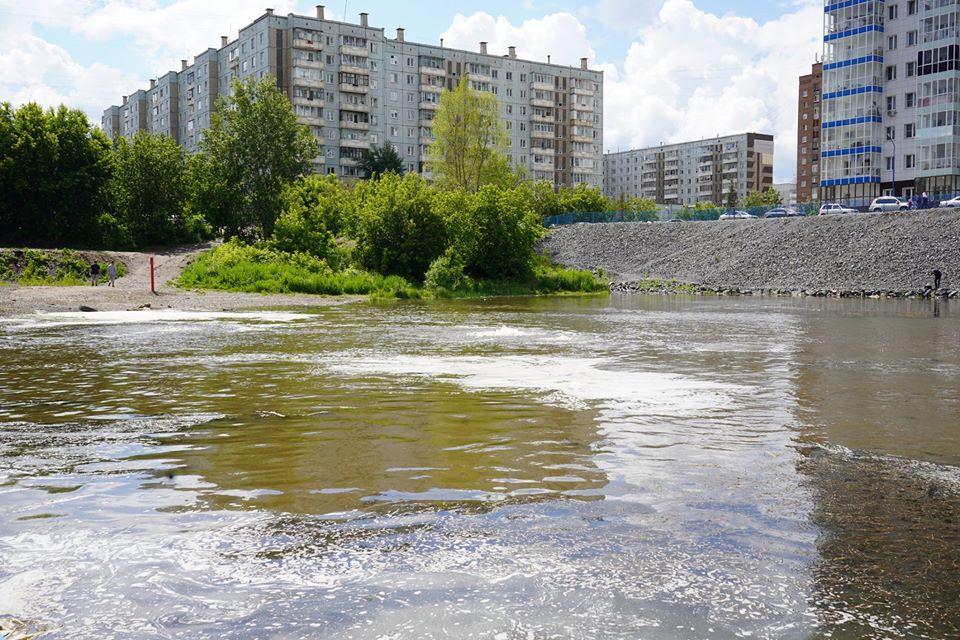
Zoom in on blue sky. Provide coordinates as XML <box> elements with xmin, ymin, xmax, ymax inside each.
<box><xmin>0</xmin><ymin>0</ymin><xmax>823</xmax><ymax>181</ymax></box>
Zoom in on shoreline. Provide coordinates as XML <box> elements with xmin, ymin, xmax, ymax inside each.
<box><xmin>609</xmin><ymin>280</ymin><xmax>959</xmax><ymax>299</ymax></box>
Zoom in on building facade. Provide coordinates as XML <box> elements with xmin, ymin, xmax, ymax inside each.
<box><xmin>602</xmin><ymin>133</ymin><xmax>774</xmax><ymax>206</ymax></box>
<box><xmin>820</xmin><ymin>0</ymin><xmax>960</xmax><ymax>203</ymax></box>
<box><xmin>101</xmin><ymin>7</ymin><xmax>603</xmax><ymax>188</ymax></box>
<box><xmin>797</xmin><ymin>61</ymin><xmax>822</xmax><ymax>203</ymax></box>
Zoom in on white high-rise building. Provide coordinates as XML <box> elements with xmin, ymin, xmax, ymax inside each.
<box><xmin>821</xmin><ymin>0</ymin><xmax>960</xmax><ymax>204</ymax></box>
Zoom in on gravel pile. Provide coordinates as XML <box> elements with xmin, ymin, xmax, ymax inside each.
<box><xmin>540</xmin><ymin>209</ymin><xmax>960</xmax><ymax>294</ymax></box>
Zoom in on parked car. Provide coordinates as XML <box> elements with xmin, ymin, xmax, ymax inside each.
<box><xmin>718</xmin><ymin>210</ymin><xmax>756</xmax><ymax>220</ymax></box>
<box><xmin>818</xmin><ymin>203</ymin><xmax>858</xmax><ymax>215</ymax></box>
<box><xmin>868</xmin><ymin>196</ymin><xmax>909</xmax><ymax>212</ymax></box>
<box><xmin>939</xmin><ymin>195</ymin><xmax>960</xmax><ymax>208</ymax></box>
<box><xmin>764</xmin><ymin>207</ymin><xmax>802</xmax><ymax>218</ymax></box>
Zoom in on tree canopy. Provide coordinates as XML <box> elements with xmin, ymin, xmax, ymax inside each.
<box><xmin>427</xmin><ymin>76</ymin><xmax>511</xmax><ymax>192</ymax></box>
<box><xmin>357</xmin><ymin>142</ymin><xmax>404</xmax><ymax>180</ymax></box>
<box><xmin>197</xmin><ymin>74</ymin><xmax>317</xmax><ymax>240</ymax></box>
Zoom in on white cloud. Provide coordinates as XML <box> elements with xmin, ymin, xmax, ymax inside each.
<box><xmin>441</xmin><ymin>11</ymin><xmax>595</xmax><ymax>67</ymax></box>
<box><xmin>603</xmin><ymin>0</ymin><xmax>822</xmax><ymax>181</ymax></box>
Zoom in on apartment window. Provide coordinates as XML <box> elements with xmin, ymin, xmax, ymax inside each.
<box><xmin>389</xmin><ymin>55</ymin><xmax>398</xmax><ymax>66</ymax></box>
<box><xmin>407</xmin><ymin>145</ymin><xmax>413</xmax><ymax>156</ymax></box>
<box><xmin>906</xmin><ymin>61</ymin><xmax>916</xmax><ymax>77</ymax></box>
<box><xmin>390</xmin><ymin>109</ymin><xmax>398</xmax><ymax>119</ymax></box>
<box><xmin>886</xmin><ymin>96</ymin><xmax>897</xmax><ymax>112</ymax></box>
<box><xmin>390</xmin><ymin>72</ymin><xmax>398</xmax><ymax>83</ymax></box>
<box><xmin>905</xmin><ymin>154</ymin><xmax>915</xmax><ymax>168</ymax></box>
<box><xmin>885</xmin><ymin>126</ymin><xmax>895</xmax><ymax>140</ymax></box>
<box><xmin>905</xmin><ymin>92</ymin><xmax>916</xmax><ymax>108</ymax></box>
<box><xmin>390</xmin><ymin>126</ymin><xmax>399</xmax><ymax>136</ymax></box>
<box><xmin>407</xmin><ymin>57</ymin><xmax>414</xmax><ymax>66</ymax></box>
<box><xmin>885</xmin><ymin>156</ymin><xmax>894</xmax><ymax>170</ymax></box>
<box><xmin>506</xmin><ymin>88</ymin><xmax>512</xmax><ymax>97</ymax></box>
<box><xmin>888</xmin><ymin>35</ymin><xmax>897</xmax><ymax>50</ymax></box>
<box><xmin>908</xmin><ymin>0</ymin><xmax>916</xmax><ymax>14</ymax></box>
<box><xmin>506</xmin><ymin>104</ymin><xmax>513</xmax><ymax>115</ymax></box>
<box><xmin>888</xmin><ymin>4</ymin><xmax>897</xmax><ymax>20</ymax></box>
<box><xmin>506</xmin><ymin>72</ymin><xmax>512</xmax><ymax>80</ymax></box>
<box><xmin>886</xmin><ymin>65</ymin><xmax>897</xmax><ymax>81</ymax></box>
<box><xmin>520</xmin><ymin>74</ymin><xmax>526</xmax><ymax>82</ymax></box>
<box><xmin>905</xmin><ymin>122</ymin><xmax>915</xmax><ymax>138</ymax></box>
<box><xmin>907</xmin><ymin>30</ymin><xmax>918</xmax><ymax>46</ymax></box>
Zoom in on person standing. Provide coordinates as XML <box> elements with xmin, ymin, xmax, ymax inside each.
<box><xmin>107</xmin><ymin>260</ymin><xmax>117</xmax><ymax>287</ymax></box>
<box><xmin>90</xmin><ymin>261</ymin><xmax>100</xmax><ymax>286</ymax></box>
<box><xmin>933</xmin><ymin>269</ymin><xmax>942</xmax><ymax>290</ymax></box>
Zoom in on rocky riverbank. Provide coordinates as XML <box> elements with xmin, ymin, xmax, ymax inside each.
<box><xmin>540</xmin><ymin>209</ymin><xmax>960</xmax><ymax>296</ymax></box>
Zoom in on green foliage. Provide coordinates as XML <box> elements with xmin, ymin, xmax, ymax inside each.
<box><xmin>0</xmin><ymin>249</ymin><xmax>126</xmax><ymax>285</ymax></box>
<box><xmin>270</xmin><ymin>174</ymin><xmax>355</xmax><ymax>265</ymax></box>
<box><xmin>0</xmin><ymin>102</ymin><xmax>112</xmax><ymax>247</ymax></box>
<box><xmin>741</xmin><ymin>187</ymin><xmax>782</xmax><ymax>207</ymax></box>
<box><xmin>725</xmin><ymin>180</ymin><xmax>738</xmax><ymax>209</ymax></box>
<box><xmin>427</xmin><ymin>76</ymin><xmax>510</xmax><ymax>192</ymax></box>
<box><xmin>197</xmin><ymin>75</ymin><xmax>317</xmax><ymax>240</ymax></box>
<box><xmin>558</xmin><ymin>183</ymin><xmax>609</xmax><ymax>214</ymax></box>
<box><xmin>177</xmin><ymin>240</ymin><xmax>420</xmax><ymax>298</ymax></box>
<box><xmin>423</xmin><ymin>252</ymin><xmax>471</xmax><ymax>292</ymax></box>
<box><xmin>357</xmin><ymin>142</ymin><xmax>405</xmax><ymax>180</ymax></box>
<box><xmin>353</xmin><ymin>173</ymin><xmax>448</xmax><ymax>281</ymax></box>
<box><xmin>108</xmin><ymin>131</ymin><xmax>211</xmax><ymax>247</ymax></box>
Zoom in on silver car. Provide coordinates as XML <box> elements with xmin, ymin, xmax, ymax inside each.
<box><xmin>868</xmin><ymin>196</ymin><xmax>908</xmax><ymax>212</ymax></box>
<box><xmin>818</xmin><ymin>203</ymin><xmax>858</xmax><ymax>215</ymax></box>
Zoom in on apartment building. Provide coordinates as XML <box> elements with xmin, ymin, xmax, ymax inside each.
<box><xmin>821</xmin><ymin>0</ymin><xmax>960</xmax><ymax>203</ymax></box>
<box><xmin>101</xmin><ymin>6</ymin><xmax>603</xmax><ymax>188</ymax></box>
<box><xmin>797</xmin><ymin>61</ymin><xmax>822</xmax><ymax>203</ymax></box>
<box><xmin>602</xmin><ymin>133</ymin><xmax>775</xmax><ymax>206</ymax></box>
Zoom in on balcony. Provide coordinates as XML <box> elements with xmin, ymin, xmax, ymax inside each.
<box><xmin>340</xmin><ymin>101</ymin><xmax>369</xmax><ymax>112</ymax></box>
<box><xmin>339</xmin><ymin>44</ymin><xmax>369</xmax><ymax>58</ymax></box>
<box><xmin>420</xmin><ymin>101</ymin><xmax>439</xmax><ymax>111</ymax></box>
<box><xmin>340</xmin><ymin>82</ymin><xmax>369</xmax><ymax>94</ymax></box>
<box><xmin>294</xmin><ymin>37</ymin><xmax>323</xmax><ymax>51</ymax></box>
<box><xmin>531</xmin><ymin>98</ymin><xmax>555</xmax><ymax>108</ymax></box>
<box><xmin>293</xmin><ymin>57</ymin><xmax>324</xmax><ymax>70</ymax></box>
<box><xmin>294</xmin><ymin>77</ymin><xmax>324</xmax><ymax>90</ymax></box>
<box><xmin>340</xmin><ymin>120</ymin><xmax>369</xmax><ymax>130</ymax></box>
<box><xmin>532</xmin><ymin>113</ymin><xmax>555</xmax><ymax>123</ymax></box>
<box><xmin>296</xmin><ymin>114</ymin><xmax>323</xmax><ymax>126</ymax></box>
<box><xmin>419</xmin><ymin>136</ymin><xmax>435</xmax><ymax>146</ymax></box>
<box><xmin>340</xmin><ymin>137</ymin><xmax>371</xmax><ymax>149</ymax></box>
<box><xmin>571</xmin><ymin>133</ymin><xmax>593</xmax><ymax>143</ymax></box>
<box><xmin>292</xmin><ymin>96</ymin><xmax>324</xmax><ymax>109</ymax></box>
<box><xmin>420</xmin><ymin>83</ymin><xmax>443</xmax><ymax>94</ymax></box>
<box><xmin>532</xmin><ymin>80</ymin><xmax>554</xmax><ymax>92</ymax></box>
<box><xmin>420</xmin><ymin>65</ymin><xmax>445</xmax><ymax>76</ymax></box>
<box><xmin>531</xmin><ymin>129</ymin><xmax>555</xmax><ymax>139</ymax></box>
<box><xmin>572</xmin><ymin>85</ymin><xmax>594</xmax><ymax>97</ymax></box>
<box><xmin>533</xmin><ymin>158</ymin><xmax>554</xmax><ymax>170</ymax></box>
<box><xmin>570</xmin><ymin>116</ymin><xmax>592</xmax><ymax>127</ymax></box>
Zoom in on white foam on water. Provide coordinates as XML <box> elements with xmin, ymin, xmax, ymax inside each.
<box><xmin>5</xmin><ymin>309</ymin><xmax>312</xmax><ymax>330</ymax></box>
<box><xmin>326</xmin><ymin>353</ymin><xmax>743</xmax><ymax>418</ymax></box>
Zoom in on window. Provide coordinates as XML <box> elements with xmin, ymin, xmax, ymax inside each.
<box><xmin>905</xmin><ymin>154</ymin><xmax>915</xmax><ymax>168</ymax></box>
<box><xmin>888</xmin><ymin>4</ymin><xmax>897</xmax><ymax>20</ymax></box>
<box><xmin>885</xmin><ymin>156</ymin><xmax>894</xmax><ymax>170</ymax></box>
<box><xmin>888</xmin><ymin>35</ymin><xmax>897</xmax><ymax>50</ymax></box>
<box><xmin>506</xmin><ymin>72</ymin><xmax>512</xmax><ymax>81</ymax></box>
<box><xmin>905</xmin><ymin>122</ymin><xmax>915</xmax><ymax>138</ymax></box>
<box><xmin>908</xmin><ymin>0</ymin><xmax>916</xmax><ymax>15</ymax></box>
<box><xmin>886</xmin><ymin>65</ymin><xmax>897</xmax><ymax>81</ymax></box>
<box><xmin>907</xmin><ymin>30</ymin><xmax>918</xmax><ymax>46</ymax></box>
<box><xmin>906</xmin><ymin>61</ymin><xmax>916</xmax><ymax>77</ymax></box>
<box><xmin>886</xmin><ymin>96</ymin><xmax>897</xmax><ymax>112</ymax></box>
<box><xmin>905</xmin><ymin>92</ymin><xmax>915</xmax><ymax>108</ymax></box>
<box><xmin>885</xmin><ymin>126</ymin><xmax>895</xmax><ymax>140</ymax></box>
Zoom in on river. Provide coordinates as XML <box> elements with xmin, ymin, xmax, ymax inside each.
<box><xmin>1</xmin><ymin>296</ymin><xmax>958</xmax><ymax>639</ymax></box>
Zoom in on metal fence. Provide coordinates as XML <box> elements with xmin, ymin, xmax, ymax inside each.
<box><xmin>543</xmin><ymin>203</ymin><xmax>821</xmax><ymax>227</ymax></box>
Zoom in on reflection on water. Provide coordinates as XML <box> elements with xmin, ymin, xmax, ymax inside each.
<box><xmin>0</xmin><ymin>297</ymin><xmax>957</xmax><ymax>638</ymax></box>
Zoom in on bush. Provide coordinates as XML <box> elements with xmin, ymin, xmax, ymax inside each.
<box><xmin>424</xmin><ymin>252</ymin><xmax>471</xmax><ymax>292</ymax></box>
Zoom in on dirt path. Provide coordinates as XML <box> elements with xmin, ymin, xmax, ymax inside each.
<box><xmin>0</xmin><ymin>244</ymin><xmax>359</xmax><ymax>314</ymax></box>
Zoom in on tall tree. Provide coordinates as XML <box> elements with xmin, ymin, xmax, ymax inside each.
<box><xmin>0</xmin><ymin>103</ymin><xmax>112</xmax><ymax>247</ymax></box>
<box><xmin>197</xmin><ymin>74</ymin><xmax>317</xmax><ymax>240</ymax></box>
<box><xmin>427</xmin><ymin>76</ymin><xmax>510</xmax><ymax>192</ymax></box>
<box><xmin>357</xmin><ymin>142</ymin><xmax>404</xmax><ymax>180</ymax></box>
<box><xmin>109</xmin><ymin>131</ymin><xmax>203</xmax><ymax>247</ymax></box>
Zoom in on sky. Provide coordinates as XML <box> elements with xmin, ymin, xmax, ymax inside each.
<box><xmin>0</xmin><ymin>0</ymin><xmax>823</xmax><ymax>182</ymax></box>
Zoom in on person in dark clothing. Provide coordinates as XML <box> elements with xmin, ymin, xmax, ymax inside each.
<box><xmin>90</xmin><ymin>262</ymin><xmax>100</xmax><ymax>286</ymax></box>
<box><xmin>932</xmin><ymin>269</ymin><xmax>942</xmax><ymax>290</ymax></box>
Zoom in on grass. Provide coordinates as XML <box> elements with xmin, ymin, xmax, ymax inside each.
<box><xmin>631</xmin><ymin>278</ymin><xmax>699</xmax><ymax>294</ymax></box>
<box><xmin>177</xmin><ymin>242</ymin><xmax>606</xmax><ymax>299</ymax></box>
<box><xmin>0</xmin><ymin>248</ymin><xmax>128</xmax><ymax>285</ymax></box>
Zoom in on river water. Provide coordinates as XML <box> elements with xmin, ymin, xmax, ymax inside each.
<box><xmin>0</xmin><ymin>296</ymin><xmax>958</xmax><ymax>639</ymax></box>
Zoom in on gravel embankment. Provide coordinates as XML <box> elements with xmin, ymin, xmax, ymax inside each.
<box><xmin>540</xmin><ymin>209</ymin><xmax>960</xmax><ymax>296</ymax></box>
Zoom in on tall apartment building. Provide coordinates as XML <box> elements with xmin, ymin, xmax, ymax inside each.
<box><xmin>101</xmin><ymin>7</ymin><xmax>603</xmax><ymax>188</ymax></box>
<box><xmin>797</xmin><ymin>61</ymin><xmax>822</xmax><ymax>203</ymax></box>
<box><xmin>602</xmin><ymin>133</ymin><xmax>774</xmax><ymax>206</ymax></box>
<box><xmin>821</xmin><ymin>0</ymin><xmax>960</xmax><ymax>203</ymax></box>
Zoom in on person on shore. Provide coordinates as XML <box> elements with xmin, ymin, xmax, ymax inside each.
<box><xmin>107</xmin><ymin>260</ymin><xmax>117</xmax><ymax>287</ymax></box>
<box><xmin>933</xmin><ymin>269</ymin><xmax>942</xmax><ymax>290</ymax></box>
<box><xmin>90</xmin><ymin>261</ymin><xmax>100</xmax><ymax>286</ymax></box>
<box><xmin>921</xmin><ymin>192</ymin><xmax>929</xmax><ymax>209</ymax></box>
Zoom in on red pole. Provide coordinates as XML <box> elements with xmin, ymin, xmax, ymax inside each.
<box><xmin>150</xmin><ymin>256</ymin><xmax>156</xmax><ymax>294</ymax></box>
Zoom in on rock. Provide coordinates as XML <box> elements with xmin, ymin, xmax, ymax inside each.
<box><xmin>78</xmin><ymin>305</ymin><xmax>97</xmax><ymax>312</ymax></box>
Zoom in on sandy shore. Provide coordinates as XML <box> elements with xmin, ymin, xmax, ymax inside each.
<box><xmin>0</xmin><ymin>244</ymin><xmax>360</xmax><ymax>315</ymax></box>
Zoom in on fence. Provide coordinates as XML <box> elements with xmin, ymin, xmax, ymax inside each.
<box><xmin>543</xmin><ymin>203</ymin><xmax>821</xmax><ymax>227</ymax></box>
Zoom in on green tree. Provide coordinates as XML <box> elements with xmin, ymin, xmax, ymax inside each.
<box><xmin>558</xmin><ymin>183</ymin><xmax>610</xmax><ymax>213</ymax></box>
<box><xmin>0</xmin><ymin>103</ymin><xmax>112</xmax><ymax>247</ymax></box>
<box><xmin>725</xmin><ymin>180</ymin><xmax>738</xmax><ymax>209</ymax></box>
<box><xmin>271</xmin><ymin>174</ymin><xmax>354</xmax><ymax>264</ymax></box>
<box><xmin>197</xmin><ymin>74</ymin><xmax>317</xmax><ymax>240</ymax></box>
<box><xmin>354</xmin><ymin>173</ymin><xmax>448</xmax><ymax>281</ymax></box>
<box><xmin>427</xmin><ymin>76</ymin><xmax>510</xmax><ymax>192</ymax></box>
<box><xmin>742</xmin><ymin>187</ymin><xmax>782</xmax><ymax>208</ymax></box>
<box><xmin>108</xmin><ymin>131</ymin><xmax>208</xmax><ymax>247</ymax></box>
<box><xmin>357</xmin><ymin>142</ymin><xmax>404</xmax><ymax>180</ymax></box>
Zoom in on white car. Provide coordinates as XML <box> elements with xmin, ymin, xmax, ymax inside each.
<box><xmin>818</xmin><ymin>203</ymin><xmax>858</xmax><ymax>215</ymax></box>
<box><xmin>868</xmin><ymin>196</ymin><xmax>909</xmax><ymax>212</ymax></box>
<box><xmin>939</xmin><ymin>196</ymin><xmax>960</xmax><ymax>208</ymax></box>
<box><xmin>718</xmin><ymin>210</ymin><xmax>756</xmax><ymax>220</ymax></box>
